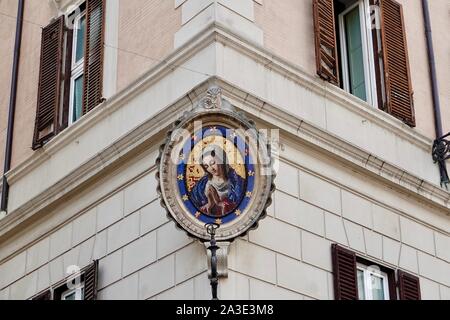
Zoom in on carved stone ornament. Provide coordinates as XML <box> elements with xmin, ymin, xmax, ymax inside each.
<box><xmin>156</xmin><ymin>86</ymin><xmax>275</xmax><ymax>242</ymax></box>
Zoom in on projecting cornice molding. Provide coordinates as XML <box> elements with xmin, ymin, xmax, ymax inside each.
<box><xmin>0</xmin><ymin>26</ymin><xmax>448</xmax><ymax>244</ymax></box>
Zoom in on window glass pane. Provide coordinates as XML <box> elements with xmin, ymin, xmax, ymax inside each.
<box><xmin>72</xmin><ymin>75</ymin><xmax>84</xmax><ymax>122</ymax></box>
<box><xmin>371</xmin><ymin>274</ymin><xmax>385</xmax><ymax>300</ymax></box>
<box><xmin>357</xmin><ymin>269</ymin><xmax>365</xmax><ymax>300</ymax></box>
<box><xmin>345</xmin><ymin>6</ymin><xmax>367</xmax><ymax>101</ymax></box>
<box><xmin>63</xmin><ymin>292</ymin><xmax>76</xmax><ymax>300</ymax></box>
<box><xmin>75</xmin><ymin>15</ymin><xmax>86</xmax><ymax>63</ymax></box>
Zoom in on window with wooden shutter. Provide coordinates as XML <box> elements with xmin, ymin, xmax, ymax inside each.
<box><xmin>32</xmin><ymin>2</ymin><xmax>105</xmax><ymax>150</ymax></box>
<box><xmin>332</xmin><ymin>244</ymin><xmax>358</xmax><ymax>300</ymax></box>
<box><xmin>83</xmin><ymin>260</ymin><xmax>99</xmax><ymax>300</ymax></box>
<box><xmin>30</xmin><ymin>260</ymin><xmax>98</xmax><ymax>300</ymax></box>
<box><xmin>398</xmin><ymin>270</ymin><xmax>421</xmax><ymax>300</ymax></box>
<box><xmin>312</xmin><ymin>0</ymin><xmax>416</xmax><ymax>127</ymax></box>
<box><xmin>379</xmin><ymin>0</ymin><xmax>415</xmax><ymax>127</ymax></box>
<box><xmin>32</xmin><ymin>17</ymin><xmax>65</xmax><ymax>150</ymax></box>
<box><xmin>313</xmin><ymin>0</ymin><xmax>340</xmax><ymax>86</ymax></box>
<box><xmin>332</xmin><ymin>244</ymin><xmax>420</xmax><ymax>300</ymax></box>
<box><xmin>83</xmin><ymin>0</ymin><xmax>105</xmax><ymax>114</ymax></box>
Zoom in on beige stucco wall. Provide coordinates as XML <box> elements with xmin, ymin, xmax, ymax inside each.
<box><xmin>8</xmin><ymin>1</ymin><xmax>54</xmax><ymax>170</ymax></box>
<box><xmin>116</xmin><ymin>0</ymin><xmax>181</xmax><ymax>92</ymax></box>
<box><xmin>0</xmin><ymin>0</ymin><xmax>17</xmax><ymax>178</ymax></box>
<box><xmin>255</xmin><ymin>0</ymin><xmax>447</xmax><ymax>140</ymax></box>
<box><xmin>428</xmin><ymin>0</ymin><xmax>450</xmax><ymax>135</ymax></box>
<box><xmin>398</xmin><ymin>0</ymin><xmax>435</xmax><ymax>139</ymax></box>
<box><xmin>254</xmin><ymin>0</ymin><xmax>316</xmax><ymax>77</ymax></box>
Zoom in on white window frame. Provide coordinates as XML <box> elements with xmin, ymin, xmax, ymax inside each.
<box><xmin>338</xmin><ymin>0</ymin><xmax>378</xmax><ymax>108</ymax></box>
<box><xmin>61</xmin><ymin>285</ymin><xmax>84</xmax><ymax>301</ymax></box>
<box><xmin>69</xmin><ymin>11</ymin><xmax>86</xmax><ymax>125</ymax></box>
<box><xmin>357</xmin><ymin>263</ymin><xmax>390</xmax><ymax>300</ymax></box>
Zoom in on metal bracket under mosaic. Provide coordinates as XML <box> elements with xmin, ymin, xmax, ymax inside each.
<box><xmin>432</xmin><ymin>132</ymin><xmax>450</xmax><ymax>188</ymax></box>
<box><xmin>156</xmin><ymin>86</ymin><xmax>275</xmax><ymax>242</ymax></box>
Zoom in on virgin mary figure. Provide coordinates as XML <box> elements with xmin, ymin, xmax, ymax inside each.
<box><xmin>190</xmin><ymin>144</ymin><xmax>245</xmax><ymax>217</ymax></box>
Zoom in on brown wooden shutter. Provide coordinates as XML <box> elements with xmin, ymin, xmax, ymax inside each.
<box><xmin>83</xmin><ymin>0</ymin><xmax>105</xmax><ymax>115</ymax></box>
<box><xmin>380</xmin><ymin>0</ymin><xmax>415</xmax><ymax>127</ymax></box>
<box><xmin>32</xmin><ymin>289</ymin><xmax>52</xmax><ymax>300</ymax></box>
<box><xmin>83</xmin><ymin>260</ymin><xmax>99</xmax><ymax>300</ymax></box>
<box><xmin>313</xmin><ymin>0</ymin><xmax>340</xmax><ymax>86</ymax></box>
<box><xmin>33</xmin><ymin>17</ymin><xmax>65</xmax><ymax>150</ymax></box>
<box><xmin>332</xmin><ymin>244</ymin><xmax>358</xmax><ymax>300</ymax></box>
<box><xmin>61</xmin><ymin>28</ymin><xmax>74</xmax><ymax>132</ymax></box>
<box><xmin>398</xmin><ymin>270</ymin><xmax>421</xmax><ymax>300</ymax></box>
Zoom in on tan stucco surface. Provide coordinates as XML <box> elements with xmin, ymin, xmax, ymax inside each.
<box><xmin>0</xmin><ymin>0</ymin><xmax>17</xmax><ymax>177</ymax></box>
<box><xmin>428</xmin><ymin>0</ymin><xmax>450</xmax><ymax>135</ymax></box>
<box><xmin>398</xmin><ymin>0</ymin><xmax>435</xmax><ymax>138</ymax></box>
<box><xmin>10</xmin><ymin>1</ymin><xmax>54</xmax><ymax>170</ymax></box>
<box><xmin>116</xmin><ymin>0</ymin><xmax>181</xmax><ymax>92</ymax></box>
<box><xmin>254</xmin><ymin>0</ymin><xmax>316</xmax><ymax>77</ymax></box>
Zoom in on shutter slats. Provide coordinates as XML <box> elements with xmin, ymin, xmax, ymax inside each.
<box><xmin>83</xmin><ymin>260</ymin><xmax>99</xmax><ymax>300</ymax></box>
<box><xmin>313</xmin><ymin>0</ymin><xmax>340</xmax><ymax>85</ymax></box>
<box><xmin>380</xmin><ymin>0</ymin><xmax>415</xmax><ymax>126</ymax></box>
<box><xmin>332</xmin><ymin>244</ymin><xmax>358</xmax><ymax>300</ymax></box>
<box><xmin>33</xmin><ymin>17</ymin><xmax>64</xmax><ymax>149</ymax></box>
<box><xmin>398</xmin><ymin>270</ymin><xmax>421</xmax><ymax>300</ymax></box>
<box><xmin>83</xmin><ymin>0</ymin><xmax>105</xmax><ymax>114</ymax></box>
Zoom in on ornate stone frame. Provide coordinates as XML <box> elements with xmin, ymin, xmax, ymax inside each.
<box><xmin>156</xmin><ymin>86</ymin><xmax>275</xmax><ymax>242</ymax></box>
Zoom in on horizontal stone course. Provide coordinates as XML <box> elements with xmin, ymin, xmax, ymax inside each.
<box><xmin>249</xmin><ymin>216</ymin><xmax>301</xmax><ymax>260</ymax></box>
<box><xmin>277</xmin><ymin>254</ymin><xmax>329</xmax><ymax>300</ymax></box>
<box><xmin>98</xmin><ymin>274</ymin><xmax>139</xmax><ymax>300</ymax></box>
<box><xmin>299</xmin><ymin>171</ymin><xmax>341</xmax><ymax>216</ymax></box>
<box><xmin>122</xmin><ymin>231</ymin><xmax>157</xmax><ymax>277</ymax></box>
<box><xmin>400</xmin><ymin>217</ymin><xmax>435</xmax><ymax>255</ymax></box>
<box><xmin>139</xmin><ymin>255</ymin><xmax>175</xmax><ymax>299</ymax></box>
<box><xmin>107</xmin><ymin>212</ymin><xmax>140</xmax><ymax>254</ymax></box>
<box><xmin>228</xmin><ymin>240</ymin><xmax>277</xmax><ymax>284</ymax></box>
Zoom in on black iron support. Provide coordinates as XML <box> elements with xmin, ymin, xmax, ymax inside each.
<box><xmin>432</xmin><ymin>132</ymin><xmax>450</xmax><ymax>188</ymax></box>
<box><xmin>206</xmin><ymin>223</ymin><xmax>220</xmax><ymax>300</ymax></box>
